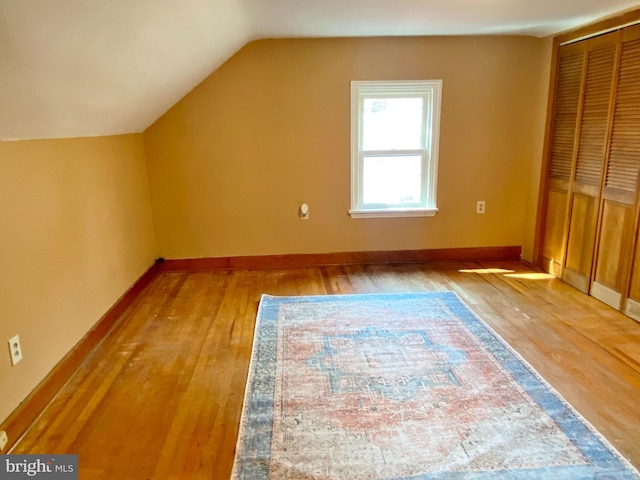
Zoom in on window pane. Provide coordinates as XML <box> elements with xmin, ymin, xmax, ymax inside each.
<box><xmin>362</xmin><ymin>98</ymin><xmax>424</xmax><ymax>150</ymax></box>
<box><xmin>363</xmin><ymin>155</ymin><xmax>422</xmax><ymax>205</ymax></box>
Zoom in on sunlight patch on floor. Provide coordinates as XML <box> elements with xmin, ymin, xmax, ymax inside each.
<box><xmin>504</xmin><ymin>273</ymin><xmax>555</xmax><ymax>280</ymax></box>
<box><xmin>458</xmin><ymin>268</ymin><xmax>555</xmax><ymax>280</ymax></box>
<box><xmin>458</xmin><ymin>268</ymin><xmax>514</xmax><ymax>274</ymax></box>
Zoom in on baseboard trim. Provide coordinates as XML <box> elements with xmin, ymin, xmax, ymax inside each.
<box><xmin>159</xmin><ymin>246</ymin><xmax>522</xmax><ymax>271</ymax></box>
<box><xmin>0</xmin><ymin>260</ymin><xmax>162</xmax><ymax>453</ymax></box>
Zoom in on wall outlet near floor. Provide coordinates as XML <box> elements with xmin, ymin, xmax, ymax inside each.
<box><xmin>8</xmin><ymin>335</ymin><xmax>23</xmax><ymax>366</ymax></box>
<box><xmin>476</xmin><ymin>200</ymin><xmax>486</xmax><ymax>214</ymax></box>
<box><xmin>0</xmin><ymin>430</ymin><xmax>8</xmax><ymax>451</ymax></box>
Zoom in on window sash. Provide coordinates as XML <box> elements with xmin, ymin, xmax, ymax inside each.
<box><xmin>358</xmin><ymin>151</ymin><xmax>428</xmax><ymax>210</ymax></box>
<box><xmin>350</xmin><ymin>80</ymin><xmax>442</xmax><ymax>217</ymax></box>
<box><xmin>360</xmin><ymin>95</ymin><xmax>429</xmax><ymax>151</ymax></box>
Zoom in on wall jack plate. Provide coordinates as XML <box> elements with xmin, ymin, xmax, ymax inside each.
<box><xmin>8</xmin><ymin>335</ymin><xmax>23</xmax><ymax>366</ymax></box>
<box><xmin>299</xmin><ymin>203</ymin><xmax>310</xmax><ymax>220</ymax></box>
<box><xmin>0</xmin><ymin>430</ymin><xmax>8</xmax><ymax>451</ymax></box>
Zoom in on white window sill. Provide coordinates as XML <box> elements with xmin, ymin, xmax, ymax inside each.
<box><xmin>348</xmin><ymin>208</ymin><xmax>439</xmax><ymax>218</ymax></box>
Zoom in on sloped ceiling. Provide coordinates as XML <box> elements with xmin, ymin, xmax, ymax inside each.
<box><xmin>1</xmin><ymin>0</ymin><xmax>640</xmax><ymax>141</ymax></box>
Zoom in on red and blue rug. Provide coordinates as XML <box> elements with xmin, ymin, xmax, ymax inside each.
<box><xmin>231</xmin><ymin>292</ymin><xmax>639</xmax><ymax>479</ymax></box>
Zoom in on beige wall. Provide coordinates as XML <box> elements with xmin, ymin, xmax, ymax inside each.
<box><xmin>144</xmin><ymin>36</ymin><xmax>550</xmax><ymax>261</ymax></box>
<box><xmin>0</xmin><ymin>134</ymin><xmax>156</xmax><ymax>424</ymax></box>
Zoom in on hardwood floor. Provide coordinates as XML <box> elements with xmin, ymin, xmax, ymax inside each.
<box><xmin>11</xmin><ymin>260</ymin><xmax>640</xmax><ymax>478</ymax></box>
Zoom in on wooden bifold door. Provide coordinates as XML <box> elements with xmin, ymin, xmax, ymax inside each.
<box><xmin>540</xmin><ymin>25</ymin><xmax>640</xmax><ymax>321</ymax></box>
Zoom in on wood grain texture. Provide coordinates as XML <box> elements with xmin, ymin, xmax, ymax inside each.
<box><xmin>564</xmin><ymin>192</ymin><xmax>598</xmax><ymax>289</ymax></box>
<box><xmin>548</xmin><ymin>45</ymin><xmax>584</xmax><ymax>181</ymax></box>
<box><xmin>574</xmin><ymin>36</ymin><xmax>616</xmax><ymax>188</ymax></box>
<box><xmin>538</xmin><ymin>41</ymin><xmax>585</xmax><ymax>276</ymax></box>
<box><xmin>158</xmin><ymin>246</ymin><xmax>522</xmax><ymax>271</ymax></box>
<box><xmin>626</xmin><ymin>224</ymin><xmax>640</xmax><ymax>303</ymax></box>
<box><xmin>606</xmin><ymin>27</ymin><xmax>640</xmax><ymax>196</ymax></box>
<box><xmin>0</xmin><ymin>260</ymin><xmax>161</xmax><ymax>454</ymax></box>
<box><xmin>555</xmin><ymin>7</ymin><xmax>640</xmax><ymax>46</ymax></box>
<box><xmin>536</xmin><ymin>7</ymin><xmax>640</xmax><ymax>268</ymax></box>
<box><xmin>540</xmin><ymin>188</ymin><xmax>568</xmax><ymax>276</ymax></box>
<box><xmin>541</xmin><ymin>22</ymin><xmax>640</xmax><ymax>317</ymax></box>
<box><xmin>594</xmin><ymin>200</ymin><xmax>636</xmax><ymax>294</ymax></box>
<box><xmin>9</xmin><ymin>260</ymin><xmax>640</xmax><ymax>478</ymax></box>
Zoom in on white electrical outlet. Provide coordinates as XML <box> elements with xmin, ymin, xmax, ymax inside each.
<box><xmin>0</xmin><ymin>430</ymin><xmax>7</xmax><ymax>451</ymax></box>
<box><xmin>8</xmin><ymin>335</ymin><xmax>23</xmax><ymax>366</ymax></box>
<box><xmin>476</xmin><ymin>200</ymin><xmax>486</xmax><ymax>214</ymax></box>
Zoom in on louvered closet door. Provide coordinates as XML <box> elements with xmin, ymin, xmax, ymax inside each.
<box><xmin>620</xmin><ymin>27</ymin><xmax>640</xmax><ymax>320</ymax></box>
<box><xmin>541</xmin><ymin>43</ymin><xmax>584</xmax><ymax>277</ymax></box>
<box><xmin>563</xmin><ymin>34</ymin><xmax>617</xmax><ymax>293</ymax></box>
<box><xmin>592</xmin><ymin>26</ymin><xmax>640</xmax><ymax>310</ymax></box>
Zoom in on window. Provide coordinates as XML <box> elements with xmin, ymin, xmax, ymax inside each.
<box><xmin>349</xmin><ymin>80</ymin><xmax>442</xmax><ymax>218</ymax></box>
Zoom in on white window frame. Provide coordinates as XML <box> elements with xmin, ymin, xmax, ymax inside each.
<box><xmin>349</xmin><ymin>80</ymin><xmax>442</xmax><ymax>218</ymax></box>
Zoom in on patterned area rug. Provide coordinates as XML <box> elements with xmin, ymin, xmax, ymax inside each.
<box><xmin>231</xmin><ymin>292</ymin><xmax>640</xmax><ymax>479</ymax></box>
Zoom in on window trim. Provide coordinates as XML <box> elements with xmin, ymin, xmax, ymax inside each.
<box><xmin>349</xmin><ymin>80</ymin><xmax>442</xmax><ymax>218</ymax></box>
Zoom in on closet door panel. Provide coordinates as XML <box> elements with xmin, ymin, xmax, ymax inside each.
<box><xmin>625</xmin><ymin>243</ymin><xmax>640</xmax><ymax>320</ymax></box>
<box><xmin>592</xmin><ymin>27</ymin><xmax>640</xmax><ymax>310</ymax></box>
<box><xmin>563</xmin><ymin>36</ymin><xmax>617</xmax><ymax>291</ymax></box>
<box><xmin>542</xmin><ymin>188</ymin><xmax>569</xmax><ymax>276</ymax></box>
<box><xmin>622</xmin><ymin>26</ymin><xmax>640</xmax><ymax>320</ymax></box>
<box><xmin>592</xmin><ymin>201</ymin><xmax>635</xmax><ymax>309</ymax></box>
<box><xmin>541</xmin><ymin>45</ymin><xmax>584</xmax><ymax>276</ymax></box>
<box><xmin>564</xmin><ymin>193</ymin><xmax>599</xmax><ymax>292</ymax></box>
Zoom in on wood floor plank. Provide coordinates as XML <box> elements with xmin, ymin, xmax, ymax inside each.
<box><xmin>10</xmin><ymin>260</ymin><xmax>640</xmax><ymax>477</ymax></box>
